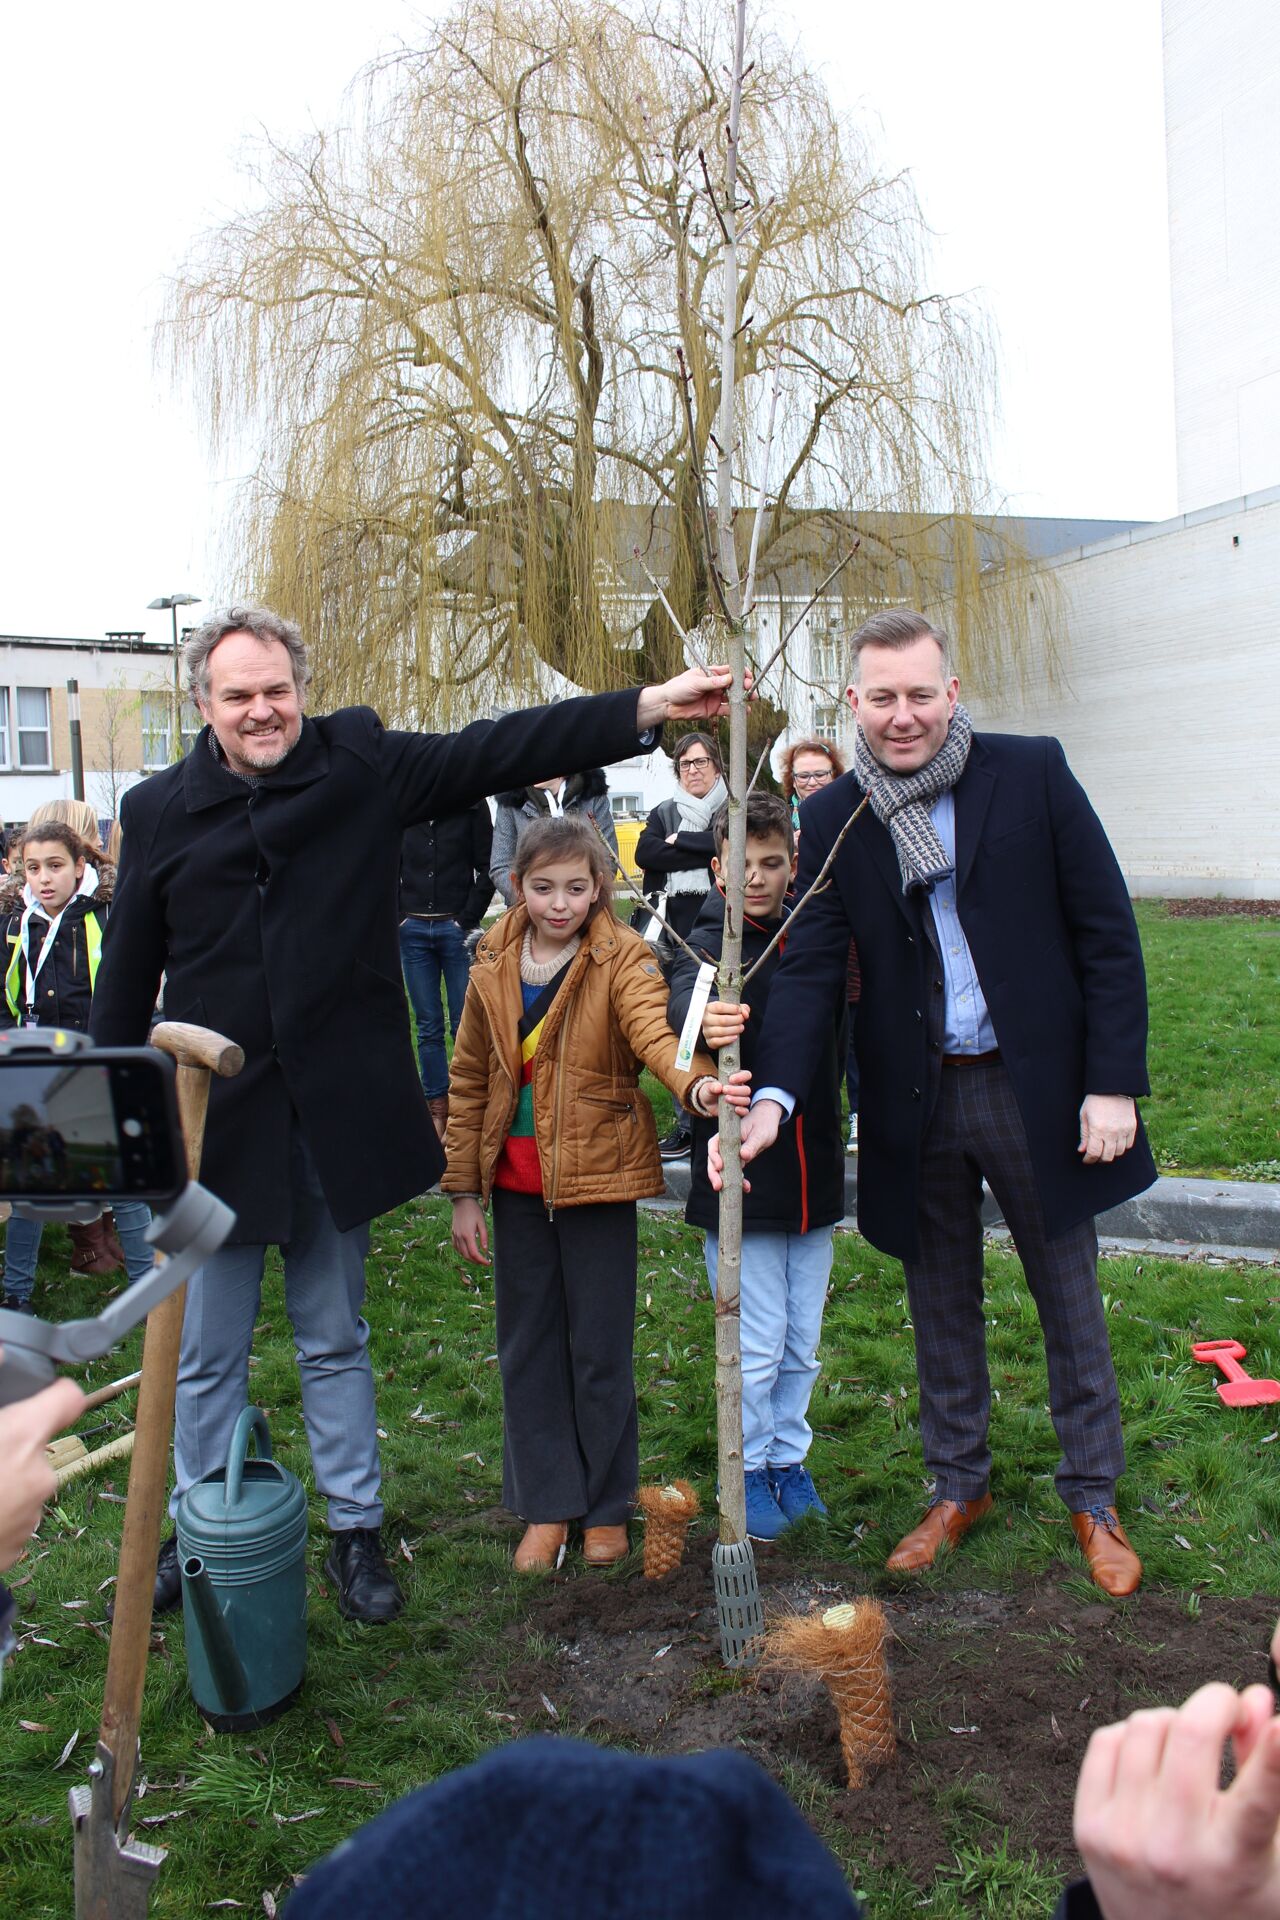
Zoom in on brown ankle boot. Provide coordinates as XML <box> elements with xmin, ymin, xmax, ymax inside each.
<box><xmin>100</xmin><ymin>1210</ymin><xmax>126</xmax><ymax>1268</ymax></box>
<box><xmin>68</xmin><ymin>1217</ymin><xmax>124</xmax><ymax>1278</ymax></box>
<box><xmin>427</xmin><ymin>1095</ymin><xmax>450</xmax><ymax>1142</ymax></box>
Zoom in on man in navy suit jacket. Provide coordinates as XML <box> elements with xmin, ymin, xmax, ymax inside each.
<box><xmin>722</xmin><ymin>608</ymin><xmax>1156</xmax><ymax>1596</ymax></box>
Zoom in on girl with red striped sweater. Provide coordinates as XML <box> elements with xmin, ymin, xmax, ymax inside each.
<box><xmin>444</xmin><ymin>815</ymin><xmax>747</xmax><ymax>1572</ymax></box>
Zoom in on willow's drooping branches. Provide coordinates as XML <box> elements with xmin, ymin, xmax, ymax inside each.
<box><xmin>166</xmin><ymin>0</ymin><xmax>1021</xmax><ymax>723</ymax></box>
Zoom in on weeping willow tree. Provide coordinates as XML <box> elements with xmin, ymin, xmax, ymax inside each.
<box><xmin>166</xmin><ymin>0</ymin><xmax>1024</xmax><ymax>725</ymax></box>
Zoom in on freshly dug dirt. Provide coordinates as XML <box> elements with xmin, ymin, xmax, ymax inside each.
<box><xmin>1161</xmin><ymin>898</ymin><xmax>1280</xmax><ymax>918</ymax></box>
<box><xmin>492</xmin><ymin>1531</ymin><xmax>1279</xmax><ymax>1885</ymax></box>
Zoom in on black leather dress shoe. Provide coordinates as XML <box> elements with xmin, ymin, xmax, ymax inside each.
<box><xmin>106</xmin><ymin>1533</ymin><xmax>182</xmax><ymax>1622</ymax></box>
<box><xmin>323</xmin><ymin>1528</ymin><xmax>404</xmax><ymax>1624</ymax></box>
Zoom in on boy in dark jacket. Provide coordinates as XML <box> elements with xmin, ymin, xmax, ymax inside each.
<box><xmin>667</xmin><ymin>794</ymin><xmax>847</xmax><ymax>1541</ymax></box>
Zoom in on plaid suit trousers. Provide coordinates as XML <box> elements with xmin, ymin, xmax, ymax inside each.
<box><xmin>902</xmin><ymin>1059</ymin><xmax>1125</xmax><ymax>1511</ymax></box>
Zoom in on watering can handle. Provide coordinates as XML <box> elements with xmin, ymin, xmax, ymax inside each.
<box><xmin>224</xmin><ymin>1406</ymin><xmax>274</xmax><ymax>1508</ymax></box>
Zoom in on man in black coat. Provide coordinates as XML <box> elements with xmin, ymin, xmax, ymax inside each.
<box><xmin>725</xmin><ymin>608</ymin><xmax>1156</xmax><ymax>1597</ymax></box>
<box><xmin>91</xmin><ymin>603</ymin><xmax>734</xmax><ymax>1623</ymax></box>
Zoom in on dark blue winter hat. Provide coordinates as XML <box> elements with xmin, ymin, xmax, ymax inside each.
<box><xmin>287</xmin><ymin>1734</ymin><xmax>863</xmax><ymax>1918</ymax></box>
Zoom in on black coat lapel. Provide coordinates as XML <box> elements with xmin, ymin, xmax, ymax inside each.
<box><xmin>955</xmin><ymin>740</ymin><xmax>995</xmax><ymax>896</ymax></box>
<box><xmin>854</xmin><ymin>789</ymin><xmax>917</xmax><ymax>928</ymax></box>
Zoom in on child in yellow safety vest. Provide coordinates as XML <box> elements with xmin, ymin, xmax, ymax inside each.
<box><xmin>0</xmin><ymin>821</ymin><xmax>150</xmax><ymax>1309</ymax></box>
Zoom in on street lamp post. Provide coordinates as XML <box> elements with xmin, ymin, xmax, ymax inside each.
<box><xmin>147</xmin><ymin>593</ymin><xmax>201</xmax><ymax>762</ymax></box>
<box><xmin>66</xmin><ymin>679</ymin><xmax>85</xmax><ymax>801</ymax></box>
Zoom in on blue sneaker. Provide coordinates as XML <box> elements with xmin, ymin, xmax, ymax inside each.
<box><xmin>768</xmin><ymin>1463</ymin><xmax>828</xmax><ymax>1523</ymax></box>
<box><xmin>743</xmin><ymin>1467</ymin><xmax>789</xmax><ymax>1541</ymax></box>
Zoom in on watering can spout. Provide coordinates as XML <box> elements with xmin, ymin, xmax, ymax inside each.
<box><xmin>181</xmin><ymin>1557</ymin><xmax>249</xmax><ymax>1713</ymax></box>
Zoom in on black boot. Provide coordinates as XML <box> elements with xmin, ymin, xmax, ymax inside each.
<box><xmin>106</xmin><ymin>1534</ymin><xmax>182</xmax><ymax>1622</ymax></box>
<box><xmin>323</xmin><ymin>1528</ymin><xmax>404</xmax><ymax>1624</ymax></box>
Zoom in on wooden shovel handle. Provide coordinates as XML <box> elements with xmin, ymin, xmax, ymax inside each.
<box><xmin>149</xmin><ymin>1021</ymin><xmax>245</xmax><ymax>1079</ymax></box>
<box><xmin>100</xmin><ymin>1021</ymin><xmax>243</xmax><ymax>1821</ymax></box>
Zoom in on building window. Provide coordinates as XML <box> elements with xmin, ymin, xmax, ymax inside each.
<box><xmin>813</xmin><ymin>702</ymin><xmax>843</xmax><ymax>744</ymax></box>
<box><xmin>608</xmin><ymin>793</ymin><xmax>643</xmax><ymax>819</ymax></box>
<box><xmin>811</xmin><ymin>632</ymin><xmax>846</xmax><ymax>685</ymax></box>
<box><xmin>0</xmin><ymin>688</ymin><xmax>9</xmax><ymax>768</ymax></box>
<box><xmin>16</xmin><ymin>687</ymin><xmax>51</xmax><ymax>768</ymax></box>
<box><xmin>142</xmin><ymin>695</ymin><xmax>201</xmax><ymax>767</ymax></box>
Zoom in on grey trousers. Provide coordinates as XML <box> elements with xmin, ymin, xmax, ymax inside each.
<box><xmin>171</xmin><ymin>1132</ymin><xmax>380</xmax><ymax>1529</ymax></box>
<box><xmin>903</xmin><ymin>1060</ymin><xmax>1126</xmax><ymax>1512</ymax></box>
<box><xmin>492</xmin><ymin>1189</ymin><xmax>639</xmax><ymax>1527</ymax></box>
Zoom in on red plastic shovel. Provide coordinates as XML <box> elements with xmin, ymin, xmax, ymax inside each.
<box><xmin>1192</xmin><ymin>1339</ymin><xmax>1280</xmax><ymax>1407</ymax></box>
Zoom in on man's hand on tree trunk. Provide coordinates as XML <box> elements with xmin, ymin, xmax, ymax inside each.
<box><xmin>705</xmin><ymin>1097</ymin><xmax>783</xmax><ymax>1191</ymax></box>
<box><xmin>636</xmin><ymin>664</ymin><xmax>753</xmax><ymax>730</ymax></box>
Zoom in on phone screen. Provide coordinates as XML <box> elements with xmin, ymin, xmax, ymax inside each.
<box><xmin>0</xmin><ymin>1055</ymin><xmax>182</xmax><ymax>1199</ymax></box>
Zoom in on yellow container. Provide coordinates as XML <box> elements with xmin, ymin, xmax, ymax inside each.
<box><xmin>614</xmin><ymin>817</ymin><xmax>644</xmax><ymax>880</ymax></box>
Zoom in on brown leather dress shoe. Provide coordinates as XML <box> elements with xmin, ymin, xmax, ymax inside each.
<box><xmin>513</xmin><ymin>1522</ymin><xmax>567</xmax><ymax>1573</ymax></box>
<box><xmin>582</xmin><ymin>1524</ymin><xmax>629</xmax><ymax>1567</ymax></box>
<box><xmin>885</xmin><ymin>1494</ymin><xmax>994</xmax><ymax>1572</ymax></box>
<box><xmin>1070</xmin><ymin>1506</ymin><xmax>1142</xmax><ymax>1598</ymax></box>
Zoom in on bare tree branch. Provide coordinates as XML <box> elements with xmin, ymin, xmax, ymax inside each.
<box><xmin>743</xmin><ymin>793</ymin><xmax>870</xmax><ymax>985</ymax></box>
<box><xmin>752</xmin><ymin>543</ymin><xmax>861</xmax><ymax>688</ymax></box>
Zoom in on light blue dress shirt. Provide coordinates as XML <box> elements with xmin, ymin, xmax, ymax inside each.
<box><xmin>755</xmin><ymin>788</ymin><xmax>999</xmax><ymax>1117</ymax></box>
<box><xmin>926</xmin><ymin>790</ymin><xmax>999</xmax><ymax>1055</ymax></box>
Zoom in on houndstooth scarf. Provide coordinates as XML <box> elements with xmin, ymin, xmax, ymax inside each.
<box><xmin>853</xmin><ymin>704</ymin><xmax>973</xmax><ymax>893</ymax></box>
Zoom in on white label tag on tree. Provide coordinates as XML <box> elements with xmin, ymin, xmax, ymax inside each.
<box><xmin>643</xmin><ymin>892</ymin><xmax>668</xmax><ymax>944</ymax></box>
<box><xmin>675</xmin><ymin>962</ymin><xmax>717</xmax><ymax>1072</ymax></box>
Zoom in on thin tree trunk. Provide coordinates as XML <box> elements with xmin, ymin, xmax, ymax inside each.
<box><xmin>711</xmin><ymin>0</ymin><xmax>750</xmax><ymax>1549</ymax></box>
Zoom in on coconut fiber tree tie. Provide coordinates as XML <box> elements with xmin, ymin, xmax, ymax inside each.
<box><xmin>638</xmin><ymin>1481</ymin><xmax>700</xmax><ymax>1578</ymax></box>
<box><xmin>764</xmin><ymin>1600</ymin><xmax>896</xmax><ymax>1787</ymax></box>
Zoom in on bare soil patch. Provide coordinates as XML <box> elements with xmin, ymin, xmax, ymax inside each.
<box><xmin>1161</xmin><ymin>898</ymin><xmax>1280</xmax><ymax>919</ymax></box>
<box><xmin>491</xmin><ymin>1529</ymin><xmax>1279</xmax><ymax>1885</ymax></box>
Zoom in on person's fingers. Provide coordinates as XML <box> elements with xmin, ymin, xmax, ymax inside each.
<box><xmin>1073</xmin><ymin>1721</ymin><xmax>1127</xmax><ymax>1842</ymax></box>
<box><xmin>1111</xmin><ymin>1707</ymin><xmax>1178</xmax><ymax>1803</ymax></box>
<box><xmin>1155</xmin><ymin>1684</ymin><xmax>1246</xmax><ymax>1822</ymax></box>
<box><xmin>1232</xmin><ymin>1685</ymin><xmax>1277</xmax><ymax>1770</ymax></box>
<box><xmin>1222</xmin><ymin>1714</ymin><xmax>1280</xmax><ymax>1857</ymax></box>
<box><xmin>19</xmin><ymin>1376</ymin><xmax>88</xmax><ymax>1446</ymax></box>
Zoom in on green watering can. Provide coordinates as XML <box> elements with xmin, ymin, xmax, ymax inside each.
<box><xmin>177</xmin><ymin>1405</ymin><xmax>309</xmax><ymax>1731</ymax></box>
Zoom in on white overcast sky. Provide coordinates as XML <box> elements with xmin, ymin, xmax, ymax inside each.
<box><xmin>0</xmin><ymin>0</ymin><xmax>1174</xmax><ymax>644</ymax></box>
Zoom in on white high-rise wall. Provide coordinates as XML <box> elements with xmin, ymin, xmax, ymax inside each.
<box><xmin>968</xmin><ymin>487</ymin><xmax>1280</xmax><ymax>897</ymax></box>
<box><xmin>1165</xmin><ymin>0</ymin><xmax>1280</xmax><ymax>511</ymax></box>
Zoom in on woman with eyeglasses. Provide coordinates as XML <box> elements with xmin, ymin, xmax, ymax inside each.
<box><xmin>779</xmin><ymin>739</ymin><xmax>861</xmax><ymax>1153</ymax></box>
<box><xmin>635</xmin><ymin>731</ymin><xmax>728</xmax><ymax>1158</ymax></box>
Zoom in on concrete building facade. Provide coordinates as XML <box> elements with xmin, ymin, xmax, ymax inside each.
<box><xmin>0</xmin><ymin>632</ymin><xmax>193</xmax><ymax>827</ymax></box>
<box><xmin>1165</xmin><ymin>0</ymin><xmax>1280</xmax><ymax>512</ymax></box>
<box><xmin>966</xmin><ymin>486</ymin><xmax>1280</xmax><ymax>898</ymax></box>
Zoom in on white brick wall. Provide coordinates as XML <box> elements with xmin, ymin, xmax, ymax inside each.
<box><xmin>967</xmin><ymin>487</ymin><xmax>1280</xmax><ymax>896</ymax></box>
<box><xmin>1165</xmin><ymin>0</ymin><xmax>1280</xmax><ymax>511</ymax></box>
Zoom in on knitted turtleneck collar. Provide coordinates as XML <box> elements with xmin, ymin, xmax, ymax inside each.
<box><xmin>519</xmin><ymin>926</ymin><xmax>583</xmax><ymax>986</ymax></box>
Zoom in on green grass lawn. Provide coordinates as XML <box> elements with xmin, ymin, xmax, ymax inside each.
<box><xmin>1135</xmin><ymin>902</ymin><xmax>1280</xmax><ymax>1177</ymax></box>
<box><xmin>5</xmin><ymin>1202</ymin><xmax>1279</xmax><ymax>1917</ymax></box>
<box><xmin>645</xmin><ymin>902</ymin><xmax>1280</xmax><ymax>1178</ymax></box>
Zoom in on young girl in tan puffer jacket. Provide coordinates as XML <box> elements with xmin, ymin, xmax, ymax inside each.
<box><xmin>444</xmin><ymin>814</ymin><xmax>747</xmax><ymax>1573</ymax></box>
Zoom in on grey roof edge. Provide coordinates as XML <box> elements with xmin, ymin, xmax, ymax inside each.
<box><xmin>1042</xmin><ymin>481</ymin><xmax>1280</xmax><ymax>569</ymax></box>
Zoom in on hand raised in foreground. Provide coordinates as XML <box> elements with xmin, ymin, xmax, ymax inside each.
<box><xmin>1074</xmin><ymin>1635</ymin><xmax>1280</xmax><ymax>1920</ymax></box>
<box><xmin>1078</xmin><ymin>1093</ymin><xmax>1138</xmax><ymax>1164</ymax></box>
<box><xmin>705</xmin><ymin>1097</ymin><xmax>784</xmax><ymax>1191</ymax></box>
<box><xmin>0</xmin><ymin>1365</ymin><xmax>88</xmax><ymax>1571</ymax></box>
<box><xmin>450</xmin><ymin>1197</ymin><xmax>491</xmax><ymax>1268</ymax></box>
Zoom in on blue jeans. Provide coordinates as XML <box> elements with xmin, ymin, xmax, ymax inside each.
<box><xmin>171</xmin><ymin>1131</ymin><xmax>378</xmax><ymax>1529</ymax></box>
<box><xmin>3</xmin><ymin>1200</ymin><xmax>154</xmax><ymax>1305</ymax></box>
<box><xmin>705</xmin><ymin>1226</ymin><xmax>835</xmax><ymax>1472</ymax></box>
<box><xmin>399</xmin><ymin>918</ymin><xmax>471</xmax><ymax>1099</ymax></box>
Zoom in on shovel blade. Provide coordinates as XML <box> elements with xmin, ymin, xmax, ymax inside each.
<box><xmin>1217</xmin><ymin>1379</ymin><xmax>1280</xmax><ymax>1407</ymax></box>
